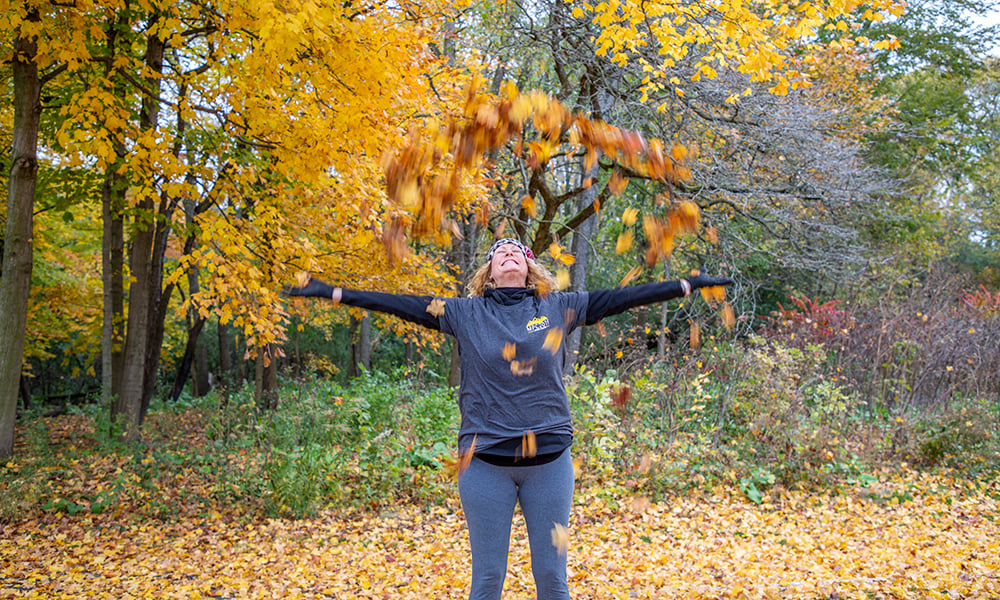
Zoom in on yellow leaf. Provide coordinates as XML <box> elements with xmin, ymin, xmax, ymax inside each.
<box><xmin>521</xmin><ymin>195</ymin><xmax>537</xmax><ymax>218</ymax></box>
<box><xmin>619</xmin><ymin>265</ymin><xmax>642</xmax><ymax>287</ymax></box>
<box><xmin>550</xmin><ymin>522</ymin><xmax>569</xmax><ymax>555</ymax></box>
<box><xmin>615</xmin><ymin>231</ymin><xmax>633</xmax><ymax>255</ymax></box>
<box><xmin>622</xmin><ymin>207</ymin><xmax>638</xmax><ymax>226</ymax></box>
<box><xmin>543</xmin><ymin>327</ymin><xmax>563</xmax><ymax>354</ymax></box>
<box><xmin>690</xmin><ymin>321</ymin><xmax>701</xmax><ymax>349</ymax></box>
<box><xmin>426</xmin><ymin>298</ymin><xmax>446</xmax><ymax>317</ymax></box>
<box><xmin>556</xmin><ymin>269</ymin><xmax>571</xmax><ymax>290</ymax></box>
<box><xmin>502</xmin><ymin>342</ymin><xmax>516</xmax><ymax>361</ymax></box>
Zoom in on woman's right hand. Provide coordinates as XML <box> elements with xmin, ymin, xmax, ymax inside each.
<box><xmin>282</xmin><ymin>277</ymin><xmax>338</xmax><ymax>300</ymax></box>
<box><xmin>686</xmin><ymin>273</ymin><xmax>734</xmax><ymax>290</ymax></box>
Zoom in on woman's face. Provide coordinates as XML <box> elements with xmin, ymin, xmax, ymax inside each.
<box><xmin>489</xmin><ymin>243</ymin><xmax>529</xmax><ymax>286</ymax></box>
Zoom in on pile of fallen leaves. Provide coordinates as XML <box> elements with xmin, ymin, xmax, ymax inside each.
<box><xmin>2</xmin><ymin>412</ymin><xmax>999</xmax><ymax>599</ymax></box>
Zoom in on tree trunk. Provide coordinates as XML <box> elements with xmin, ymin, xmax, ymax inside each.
<box><xmin>168</xmin><ymin>316</ymin><xmax>206</xmax><ymax>402</ymax></box>
<box><xmin>0</xmin><ymin>6</ymin><xmax>42</xmax><ymax>459</ymax></box>
<box><xmin>218</xmin><ymin>320</ymin><xmax>236</xmax><ymax>387</ymax></box>
<box><xmin>564</xmin><ymin>157</ymin><xmax>600</xmax><ymax>375</ymax></box>
<box><xmin>100</xmin><ymin>10</ymin><xmax>127</xmax><ymax>413</ymax></box>
<box><xmin>348</xmin><ymin>312</ymin><xmax>371</xmax><ymax>378</ymax></box>
<box><xmin>101</xmin><ymin>170</ymin><xmax>125</xmax><ymax>409</ymax></box>
<box><xmin>139</xmin><ymin>191</ymin><xmax>178</xmax><ymax>421</ymax></box>
<box><xmin>447</xmin><ymin>217</ymin><xmax>481</xmax><ymax>387</ymax></box>
<box><xmin>564</xmin><ymin>70</ymin><xmax>614</xmax><ymax>375</ymax></box>
<box><xmin>18</xmin><ymin>375</ymin><xmax>32</xmax><ymax>412</ymax></box>
<box><xmin>255</xmin><ymin>344</ymin><xmax>278</xmax><ymax>411</ymax></box>
<box><xmin>111</xmin><ymin>27</ymin><xmax>167</xmax><ymax>441</ymax></box>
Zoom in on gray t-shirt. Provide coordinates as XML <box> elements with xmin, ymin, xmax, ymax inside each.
<box><xmin>438</xmin><ymin>288</ymin><xmax>589</xmax><ymax>453</ymax></box>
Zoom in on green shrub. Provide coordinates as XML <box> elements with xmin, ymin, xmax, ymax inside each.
<box><xmin>206</xmin><ymin>369</ymin><xmax>459</xmax><ymax>516</ymax></box>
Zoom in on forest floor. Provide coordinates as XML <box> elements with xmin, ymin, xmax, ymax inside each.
<box><xmin>2</xmin><ymin>413</ymin><xmax>999</xmax><ymax>599</ymax></box>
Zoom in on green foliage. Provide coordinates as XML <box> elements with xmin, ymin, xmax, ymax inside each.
<box><xmin>207</xmin><ymin>369</ymin><xmax>459</xmax><ymax>517</ymax></box>
<box><xmin>739</xmin><ymin>466</ymin><xmax>775</xmax><ymax>505</ymax></box>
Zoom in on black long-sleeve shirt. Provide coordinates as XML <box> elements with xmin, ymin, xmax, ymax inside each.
<box><xmin>338</xmin><ymin>280</ymin><xmax>690</xmax><ymax>456</ymax></box>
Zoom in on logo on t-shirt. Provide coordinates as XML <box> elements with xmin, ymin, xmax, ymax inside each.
<box><xmin>526</xmin><ymin>315</ymin><xmax>550</xmax><ymax>332</ymax></box>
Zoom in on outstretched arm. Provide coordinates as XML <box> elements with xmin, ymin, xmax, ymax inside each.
<box><xmin>284</xmin><ymin>278</ymin><xmax>443</xmax><ymax>331</ymax></box>
<box><xmin>585</xmin><ymin>274</ymin><xmax>733</xmax><ymax>325</ymax></box>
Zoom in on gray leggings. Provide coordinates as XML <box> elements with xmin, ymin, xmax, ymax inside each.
<box><xmin>458</xmin><ymin>449</ymin><xmax>575</xmax><ymax>600</ymax></box>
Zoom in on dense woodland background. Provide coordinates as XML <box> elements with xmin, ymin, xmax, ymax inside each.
<box><xmin>1</xmin><ymin>0</ymin><xmax>999</xmax><ymax>513</ymax></box>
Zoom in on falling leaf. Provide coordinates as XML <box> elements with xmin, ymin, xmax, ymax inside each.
<box><xmin>609</xmin><ymin>171</ymin><xmax>629</xmax><ymax>196</ymax></box>
<box><xmin>457</xmin><ymin>435</ymin><xmax>477</xmax><ymax>479</ymax></box>
<box><xmin>637</xmin><ymin>453</ymin><xmax>652</xmax><ymax>474</ymax></box>
<box><xmin>543</xmin><ymin>327</ymin><xmax>564</xmax><ymax>354</ymax></box>
<box><xmin>619</xmin><ymin>264</ymin><xmax>642</xmax><ymax>287</ymax></box>
<box><xmin>630</xmin><ymin>496</ymin><xmax>652</xmax><ymax>512</ymax></box>
<box><xmin>706</xmin><ymin>225</ymin><xmax>719</xmax><ymax>245</ymax></box>
<box><xmin>615</xmin><ymin>231</ymin><xmax>633</xmax><ymax>255</ymax></box>
<box><xmin>690</xmin><ymin>321</ymin><xmax>701</xmax><ymax>349</ymax></box>
<box><xmin>556</xmin><ymin>269</ymin><xmax>571</xmax><ymax>290</ymax></box>
<box><xmin>521</xmin><ymin>430</ymin><xmax>537</xmax><ymax>458</ymax></box>
<box><xmin>426</xmin><ymin>298</ymin><xmax>446</xmax><ymax>317</ymax></box>
<box><xmin>610</xmin><ymin>384</ymin><xmax>631</xmax><ymax>410</ymax></box>
<box><xmin>502</xmin><ymin>342</ymin><xmax>516</xmax><ymax>361</ymax></box>
<box><xmin>551</xmin><ymin>522</ymin><xmax>569</xmax><ymax>556</ymax></box>
<box><xmin>670</xmin><ymin>142</ymin><xmax>689</xmax><ymax>162</ymax></box>
<box><xmin>622</xmin><ymin>206</ymin><xmax>638</xmax><ymax>226</ymax></box>
<box><xmin>521</xmin><ymin>194</ymin><xmax>537</xmax><ymax>218</ymax></box>
<box><xmin>398</xmin><ymin>178</ymin><xmax>420</xmax><ymax>208</ymax></box>
<box><xmin>510</xmin><ymin>357</ymin><xmax>536</xmax><ymax>376</ymax></box>
<box><xmin>722</xmin><ymin>302</ymin><xmax>736</xmax><ymax>329</ymax></box>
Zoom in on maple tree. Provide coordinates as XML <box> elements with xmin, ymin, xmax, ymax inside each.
<box><xmin>3</xmin><ymin>0</ymin><xmax>477</xmax><ymax>445</ymax></box>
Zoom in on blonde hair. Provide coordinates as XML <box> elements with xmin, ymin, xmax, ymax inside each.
<box><xmin>466</xmin><ymin>258</ymin><xmax>560</xmax><ymax>297</ymax></box>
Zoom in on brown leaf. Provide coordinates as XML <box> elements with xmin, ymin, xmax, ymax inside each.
<box><xmin>611</xmin><ymin>384</ymin><xmax>632</xmax><ymax>410</ymax></box>
<box><xmin>521</xmin><ymin>430</ymin><xmax>537</xmax><ymax>458</ymax></box>
<box><xmin>722</xmin><ymin>302</ymin><xmax>736</xmax><ymax>329</ymax></box>
<box><xmin>690</xmin><ymin>321</ymin><xmax>701</xmax><ymax>349</ymax></box>
<box><xmin>510</xmin><ymin>357</ymin><xmax>536</xmax><ymax>376</ymax></box>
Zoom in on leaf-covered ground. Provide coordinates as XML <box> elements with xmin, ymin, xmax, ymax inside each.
<box><xmin>2</xmin><ymin>414</ymin><xmax>999</xmax><ymax>599</ymax></box>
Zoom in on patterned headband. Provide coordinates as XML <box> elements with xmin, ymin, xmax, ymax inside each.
<box><xmin>486</xmin><ymin>238</ymin><xmax>534</xmax><ymax>262</ymax></box>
